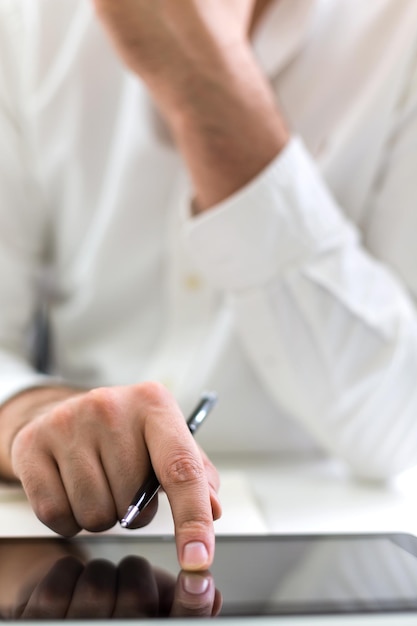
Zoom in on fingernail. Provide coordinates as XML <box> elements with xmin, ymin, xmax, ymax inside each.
<box><xmin>182</xmin><ymin>541</ymin><xmax>209</xmax><ymax>570</ymax></box>
<box><xmin>182</xmin><ymin>573</ymin><xmax>210</xmax><ymax>595</ymax></box>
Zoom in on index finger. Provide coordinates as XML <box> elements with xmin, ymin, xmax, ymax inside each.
<box><xmin>139</xmin><ymin>384</ymin><xmax>216</xmax><ymax>571</ymax></box>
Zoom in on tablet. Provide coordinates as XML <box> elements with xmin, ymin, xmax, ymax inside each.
<box><xmin>1</xmin><ymin>532</ymin><xmax>417</xmax><ymax>623</ymax></box>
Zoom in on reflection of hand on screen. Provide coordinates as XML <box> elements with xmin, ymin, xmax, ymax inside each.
<box><xmin>8</xmin><ymin>552</ymin><xmax>221</xmax><ymax>620</ymax></box>
<box><xmin>0</xmin><ymin>539</ymin><xmax>85</xmax><ymax>619</ymax></box>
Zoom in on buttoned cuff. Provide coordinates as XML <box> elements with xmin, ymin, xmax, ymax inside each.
<box><xmin>182</xmin><ymin>136</ymin><xmax>358</xmax><ymax>291</ymax></box>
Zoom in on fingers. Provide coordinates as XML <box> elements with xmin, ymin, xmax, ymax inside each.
<box><xmin>138</xmin><ymin>384</ymin><xmax>216</xmax><ymax>571</ymax></box>
<box><xmin>11</xmin><ymin>401</ymin><xmax>119</xmax><ymax>535</ymax></box>
<box><xmin>57</xmin><ymin>452</ymin><xmax>118</xmax><ymax>533</ymax></box>
<box><xmin>11</xmin><ymin>381</ymin><xmax>221</xmax><ymax>574</ymax></box>
<box><xmin>12</xmin><ymin>387</ymin><xmax>141</xmax><ymax>535</ymax></box>
<box><xmin>11</xmin><ymin>437</ymin><xmax>81</xmax><ymax>537</ymax></box>
<box><xmin>98</xmin><ymin>381</ymin><xmax>219</xmax><ymax>571</ymax></box>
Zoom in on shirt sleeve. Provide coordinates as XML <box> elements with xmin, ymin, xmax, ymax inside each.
<box><xmin>0</xmin><ymin>4</ymin><xmax>62</xmax><ymax>405</ymax></box>
<box><xmin>182</xmin><ymin>61</ymin><xmax>417</xmax><ymax>481</ymax></box>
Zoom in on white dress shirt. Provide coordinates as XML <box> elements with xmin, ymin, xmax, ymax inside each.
<box><xmin>0</xmin><ymin>0</ymin><xmax>417</xmax><ymax>478</ymax></box>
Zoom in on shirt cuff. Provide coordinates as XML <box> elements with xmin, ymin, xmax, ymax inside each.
<box><xmin>0</xmin><ymin>353</ymin><xmax>65</xmax><ymax>407</ymax></box>
<box><xmin>181</xmin><ymin>136</ymin><xmax>359</xmax><ymax>291</ymax></box>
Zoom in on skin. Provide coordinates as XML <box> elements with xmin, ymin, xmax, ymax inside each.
<box><xmin>91</xmin><ymin>0</ymin><xmax>288</xmax><ymax>210</ymax></box>
<box><xmin>0</xmin><ymin>383</ymin><xmax>222</xmax><ymax>571</ymax></box>
<box><xmin>0</xmin><ymin>0</ymin><xmax>288</xmax><ymax>571</ymax></box>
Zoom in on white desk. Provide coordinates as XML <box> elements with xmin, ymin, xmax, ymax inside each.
<box><xmin>214</xmin><ymin>455</ymin><xmax>417</xmax><ymax>536</ymax></box>
<box><xmin>2</xmin><ymin>457</ymin><xmax>417</xmax><ymax>536</ymax></box>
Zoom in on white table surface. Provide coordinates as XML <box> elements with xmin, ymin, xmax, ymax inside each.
<box><xmin>214</xmin><ymin>455</ymin><xmax>417</xmax><ymax>536</ymax></box>
<box><xmin>2</xmin><ymin>456</ymin><xmax>417</xmax><ymax>536</ymax></box>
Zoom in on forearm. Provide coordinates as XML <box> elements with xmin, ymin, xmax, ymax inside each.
<box><xmin>0</xmin><ymin>386</ymin><xmax>83</xmax><ymax>480</ymax></box>
<box><xmin>165</xmin><ymin>44</ymin><xmax>290</xmax><ymax>211</ymax></box>
<box><xmin>93</xmin><ymin>0</ymin><xmax>289</xmax><ymax>211</ymax></box>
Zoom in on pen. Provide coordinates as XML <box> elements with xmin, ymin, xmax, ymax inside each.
<box><xmin>120</xmin><ymin>391</ymin><xmax>218</xmax><ymax>529</ymax></box>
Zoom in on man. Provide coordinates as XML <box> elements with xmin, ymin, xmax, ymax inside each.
<box><xmin>0</xmin><ymin>0</ymin><xmax>416</xmax><ymax>570</ymax></box>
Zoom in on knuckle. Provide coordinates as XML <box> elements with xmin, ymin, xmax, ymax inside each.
<box><xmin>11</xmin><ymin>424</ymin><xmax>35</xmax><ymax>461</ymax></box>
<box><xmin>180</xmin><ymin>515</ymin><xmax>214</xmax><ymax>536</ymax></box>
<box><xmin>47</xmin><ymin>401</ymin><xmax>76</xmax><ymax>435</ymax></box>
<box><xmin>161</xmin><ymin>451</ymin><xmax>205</xmax><ymax>488</ymax></box>
<box><xmin>83</xmin><ymin>387</ymin><xmax>120</xmax><ymax>428</ymax></box>
<box><xmin>134</xmin><ymin>380</ymin><xmax>173</xmax><ymax>408</ymax></box>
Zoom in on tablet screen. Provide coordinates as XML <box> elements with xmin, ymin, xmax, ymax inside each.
<box><xmin>0</xmin><ymin>533</ymin><xmax>417</xmax><ymax>620</ymax></box>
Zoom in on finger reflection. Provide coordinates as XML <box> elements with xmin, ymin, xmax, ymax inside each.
<box><xmin>2</xmin><ymin>541</ymin><xmax>219</xmax><ymax>620</ymax></box>
<box><xmin>16</xmin><ymin>556</ymin><xmax>84</xmax><ymax>620</ymax></box>
<box><xmin>112</xmin><ymin>556</ymin><xmax>159</xmax><ymax>618</ymax></box>
<box><xmin>172</xmin><ymin>571</ymin><xmax>222</xmax><ymax>618</ymax></box>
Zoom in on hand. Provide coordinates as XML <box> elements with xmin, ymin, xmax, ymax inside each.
<box><xmin>12</xmin><ymin>554</ymin><xmax>221</xmax><ymax>620</ymax></box>
<box><xmin>8</xmin><ymin>382</ymin><xmax>221</xmax><ymax>571</ymax></box>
